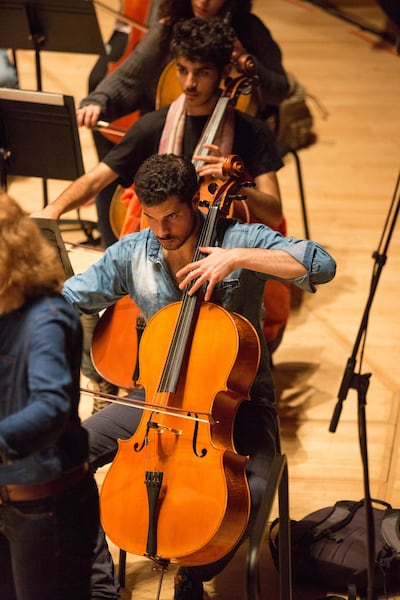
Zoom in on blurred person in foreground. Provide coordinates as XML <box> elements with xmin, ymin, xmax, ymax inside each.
<box><xmin>0</xmin><ymin>192</ymin><xmax>99</xmax><ymax>600</ymax></box>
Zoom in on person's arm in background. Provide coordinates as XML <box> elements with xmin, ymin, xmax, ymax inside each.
<box><xmin>33</xmin><ymin>163</ymin><xmax>117</xmax><ymax>220</ymax></box>
<box><xmin>77</xmin><ymin>22</ymin><xmax>172</xmax><ymax>127</ymax></box>
<box><xmin>233</xmin><ymin>13</ymin><xmax>290</xmax><ymax>117</ymax></box>
<box><xmin>33</xmin><ymin>107</ymin><xmax>161</xmax><ymax>219</ymax></box>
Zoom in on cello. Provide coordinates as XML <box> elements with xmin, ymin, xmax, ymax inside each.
<box><xmin>93</xmin><ymin>0</ymin><xmax>157</xmax><ymax>145</ymax></box>
<box><xmin>90</xmin><ymin>54</ymin><xmax>259</xmax><ymax>390</ymax></box>
<box><xmin>100</xmin><ymin>156</ymin><xmax>260</xmax><ymax>565</ymax></box>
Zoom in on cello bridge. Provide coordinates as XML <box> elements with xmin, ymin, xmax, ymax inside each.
<box><xmin>148</xmin><ymin>421</ymin><xmax>182</xmax><ymax>436</ymax></box>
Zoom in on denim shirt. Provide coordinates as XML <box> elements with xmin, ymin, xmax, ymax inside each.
<box><xmin>0</xmin><ymin>295</ymin><xmax>88</xmax><ymax>485</ymax></box>
<box><xmin>63</xmin><ymin>219</ymin><xmax>336</xmax><ymax>403</ymax></box>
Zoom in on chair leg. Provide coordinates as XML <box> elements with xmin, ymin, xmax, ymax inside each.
<box><xmin>288</xmin><ymin>149</ymin><xmax>310</xmax><ymax>239</ymax></box>
<box><xmin>246</xmin><ymin>454</ymin><xmax>292</xmax><ymax>600</ymax></box>
<box><xmin>118</xmin><ymin>548</ymin><xmax>126</xmax><ymax>588</ymax></box>
<box><xmin>277</xmin><ymin>458</ymin><xmax>291</xmax><ymax>600</ymax></box>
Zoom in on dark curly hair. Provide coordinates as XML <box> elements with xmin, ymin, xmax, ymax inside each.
<box><xmin>170</xmin><ymin>17</ymin><xmax>235</xmax><ymax>71</ymax></box>
<box><xmin>134</xmin><ymin>154</ymin><xmax>198</xmax><ymax>207</ymax></box>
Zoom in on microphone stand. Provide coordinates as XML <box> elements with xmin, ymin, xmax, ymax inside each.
<box><xmin>329</xmin><ymin>170</ymin><xmax>400</xmax><ymax>600</ymax></box>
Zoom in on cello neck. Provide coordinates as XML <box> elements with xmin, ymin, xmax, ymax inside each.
<box><xmin>192</xmin><ymin>94</ymin><xmax>231</xmax><ymax>170</ymax></box>
<box><xmin>157</xmin><ymin>154</ymin><xmax>248</xmax><ymax>394</ymax></box>
<box><xmin>157</xmin><ymin>205</ymin><xmax>220</xmax><ymax>393</ymax></box>
<box><xmin>192</xmin><ymin>55</ymin><xmax>258</xmax><ymax>170</ymax></box>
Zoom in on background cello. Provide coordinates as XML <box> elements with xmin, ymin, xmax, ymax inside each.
<box><xmin>93</xmin><ymin>0</ymin><xmax>159</xmax><ymax>145</ymax></box>
<box><xmin>87</xmin><ymin>0</ymin><xmax>160</xmax><ymax>390</ymax></box>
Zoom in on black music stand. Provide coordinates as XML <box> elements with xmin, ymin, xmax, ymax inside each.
<box><xmin>0</xmin><ymin>87</ymin><xmax>97</xmax><ymax>241</ymax></box>
<box><xmin>0</xmin><ymin>0</ymin><xmax>105</xmax><ymax>90</ymax></box>
<box><xmin>0</xmin><ymin>0</ymin><xmax>104</xmax><ymax>225</ymax></box>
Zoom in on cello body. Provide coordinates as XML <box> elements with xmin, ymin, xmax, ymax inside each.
<box><xmin>90</xmin><ymin>295</ymin><xmax>139</xmax><ymax>389</ymax></box>
<box><xmin>100</xmin><ymin>301</ymin><xmax>260</xmax><ymax>564</ymax></box>
<box><xmin>100</xmin><ymin>0</ymin><xmax>157</xmax><ymax>144</ymax></box>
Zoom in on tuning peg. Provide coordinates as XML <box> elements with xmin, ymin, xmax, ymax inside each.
<box><xmin>241</xmin><ymin>181</ymin><xmax>256</xmax><ymax>188</ymax></box>
<box><xmin>228</xmin><ymin>194</ymin><xmax>248</xmax><ymax>201</ymax></box>
<box><xmin>207</xmin><ymin>182</ymin><xmax>219</xmax><ymax>195</ymax></box>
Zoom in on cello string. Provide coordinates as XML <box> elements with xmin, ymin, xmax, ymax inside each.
<box><xmin>192</xmin><ymin>97</ymin><xmax>230</xmax><ymax>170</ymax></box>
<box><xmin>166</xmin><ymin>174</ymin><xmax>246</xmax><ymax>383</ymax></box>
<box><xmin>158</xmin><ymin>205</ymin><xmax>221</xmax><ymax>392</ymax></box>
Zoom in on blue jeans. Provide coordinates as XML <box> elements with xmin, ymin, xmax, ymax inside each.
<box><xmin>84</xmin><ymin>395</ymin><xmax>144</xmax><ymax>599</ymax></box>
<box><xmin>84</xmin><ymin>393</ymin><xmax>278</xmax><ymax>594</ymax></box>
<box><xmin>0</xmin><ymin>474</ymin><xmax>99</xmax><ymax>600</ymax></box>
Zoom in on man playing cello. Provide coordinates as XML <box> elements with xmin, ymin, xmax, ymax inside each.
<box><xmin>62</xmin><ymin>153</ymin><xmax>336</xmax><ymax>599</ymax></box>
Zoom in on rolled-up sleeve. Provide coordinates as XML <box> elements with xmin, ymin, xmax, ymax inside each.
<box><xmin>222</xmin><ymin>223</ymin><xmax>336</xmax><ymax>293</ymax></box>
<box><xmin>280</xmin><ymin>237</ymin><xmax>336</xmax><ymax>292</ymax></box>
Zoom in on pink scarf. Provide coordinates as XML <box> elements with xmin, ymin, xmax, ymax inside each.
<box><xmin>158</xmin><ymin>93</ymin><xmax>235</xmax><ymax>159</ymax></box>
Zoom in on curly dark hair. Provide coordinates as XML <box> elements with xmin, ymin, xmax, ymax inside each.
<box><xmin>170</xmin><ymin>17</ymin><xmax>235</xmax><ymax>71</ymax></box>
<box><xmin>134</xmin><ymin>154</ymin><xmax>198</xmax><ymax>207</ymax></box>
<box><xmin>158</xmin><ymin>0</ymin><xmax>252</xmax><ymax>25</ymax></box>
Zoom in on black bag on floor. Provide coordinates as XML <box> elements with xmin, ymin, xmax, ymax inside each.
<box><xmin>269</xmin><ymin>498</ymin><xmax>400</xmax><ymax>597</ymax></box>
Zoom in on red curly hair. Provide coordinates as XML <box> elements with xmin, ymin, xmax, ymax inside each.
<box><xmin>0</xmin><ymin>192</ymin><xmax>65</xmax><ymax>313</ymax></box>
